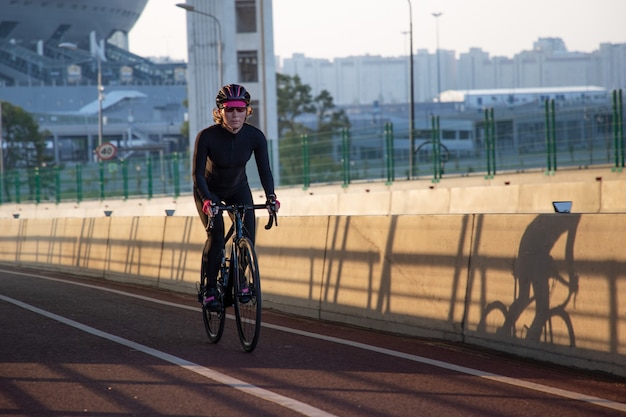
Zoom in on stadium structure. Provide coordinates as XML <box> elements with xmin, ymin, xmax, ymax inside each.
<box><xmin>0</xmin><ymin>0</ymin><xmax>188</xmax><ymax>163</ymax></box>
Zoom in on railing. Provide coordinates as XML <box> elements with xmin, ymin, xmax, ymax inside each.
<box><xmin>1</xmin><ymin>92</ymin><xmax>624</xmax><ymax>205</ymax></box>
<box><xmin>0</xmin><ymin>153</ymin><xmax>189</xmax><ymax>205</ymax></box>
<box><xmin>278</xmin><ymin>92</ymin><xmax>625</xmax><ymax>187</ymax></box>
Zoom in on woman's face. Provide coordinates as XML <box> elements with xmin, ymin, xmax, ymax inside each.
<box><xmin>221</xmin><ymin>105</ymin><xmax>247</xmax><ymax>133</ymax></box>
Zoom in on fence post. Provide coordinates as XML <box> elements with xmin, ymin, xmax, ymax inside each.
<box><xmin>484</xmin><ymin>108</ymin><xmax>496</xmax><ymax>179</ymax></box>
<box><xmin>147</xmin><ymin>154</ymin><xmax>153</xmax><ymax>199</ymax></box>
<box><xmin>551</xmin><ymin>99</ymin><xmax>557</xmax><ymax>171</ymax></box>
<box><xmin>431</xmin><ymin>115</ymin><xmax>441</xmax><ymax>182</ymax></box>
<box><xmin>55</xmin><ymin>166</ymin><xmax>61</xmax><ymax>204</ymax></box>
<box><xmin>122</xmin><ymin>159</ymin><xmax>129</xmax><ymax>200</ymax></box>
<box><xmin>172</xmin><ymin>152</ymin><xmax>180</xmax><ymax>198</ymax></box>
<box><xmin>489</xmin><ymin>107</ymin><xmax>496</xmax><ymax>178</ymax></box>
<box><xmin>341</xmin><ymin>127</ymin><xmax>350</xmax><ymax>188</ymax></box>
<box><xmin>384</xmin><ymin>122</ymin><xmax>394</xmax><ymax>184</ymax></box>
<box><xmin>301</xmin><ymin>133</ymin><xmax>309</xmax><ymax>190</ymax></box>
<box><xmin>34</xmin><ymin>167</ymin><xmax>41</xmax><ymax>204</ymax></box>
<box><xmin>544</xmin><ymin>99</ymin><xmax>556</xmax><ymax>175</ymax></box>
<box><xmin>436</xmin><ymin>115</ymin><xmax>442</xmax><ymax>180</ymax></box>
<box><xmin>613</xmin><ymin>89</ymin><xmax>624</xmax><ymax>171</ymax></box>
<box><xmin>545</xmin><ymin>99</ymin><xmax>551</xmax><ymax>172</ymax></box>
<box><xmin>76</xmin><ymin>164</ymin><xmax>82</xmax><ymax>203</ymax></box>
<box><xmin>13</xmin><ymin>170</ymin><xmax>20</xmax><ymax>204</ymax></box>
<box><xmin>617</xmin><ymin>88</ymin><xmax>624</xmax><ymax>168</ymax></box>
<box><xmin>98</xmin><ymin>161</ymin><xmax>105</xmax><ymax>200</ymax></box>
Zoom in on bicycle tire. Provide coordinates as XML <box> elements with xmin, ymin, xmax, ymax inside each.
<box><xmin>541</xmin><ymin>307</ymin><xmax>576</xmax><ymax>347</ymax></box>
<box><xmin>233</xmin><ymin>237</ymin><xmax>262</xmax><ymax>352</ymax></box>
<box><xmin>477</xmin><ymin>301</ymin><xmax>509</xmax><ymax>335</ymax></box>
<box><xmin>202</xmin><ymin>281</ymin><xmax>225</xmax><ymax>344</ymax></box>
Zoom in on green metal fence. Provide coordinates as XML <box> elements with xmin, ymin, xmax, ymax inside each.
<box><xmin>0</xmin><ymin>152</ymin><xmax>189</xmax><ymax>205</ymax></box>
<box><xmin>280</xmin><ymin>90</ymin><xmax>624</xmax><ymax>187</ymax></box>
<box><xmin>1</xmin><ymin>91</ymin><xmax>624</xmax><ymax>205</ymax></box>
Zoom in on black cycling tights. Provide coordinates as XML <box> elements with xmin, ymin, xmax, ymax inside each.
<box><xmin>194</xmin><ymin>186</ymin><xmax>256</xmax><ymax>289</ymax></box>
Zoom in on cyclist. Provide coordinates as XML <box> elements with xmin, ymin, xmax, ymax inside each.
<box><xmin>192</xmin><ymin>84</ymin><xmax>279</xmax><ymax>310</ymax></box>
<box><xmin>498</xmin><ymin>214</ymin><xmax>580</xmax><ymax>341</ymax></box>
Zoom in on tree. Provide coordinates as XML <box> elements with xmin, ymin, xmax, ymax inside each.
<box><xmin>1</xmin><ymin>101</ymin><xmax>50</xmax><ymax>201</ymax></box>
<box><xmin>307</xmin><ymin>90</ymin><xmax>352</xmax><ymax>183</ymax></box>
<box><xmin>276</xmin><ymin>73</ymin><xmax>315</xmax><ymax>138</ymax></box>
<box><xmin>276</xmin><ymin>74</ymin><xmax>351</xmax><ymax>186</ymax></box>
<box><xmin>276</xmin><ymin>74</ymin><xmax>316</xmax><ymax>184</ymax></box>
<box><xmin>314</xmin><ymin>90</ymin><xmax>351</xmax><ymax>133</ymax></box>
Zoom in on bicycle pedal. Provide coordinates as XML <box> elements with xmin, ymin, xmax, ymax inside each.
<box><xmin>239</xmin><ymin>288</ymin><xmax>251</xmax><ymax>303</ymax></box>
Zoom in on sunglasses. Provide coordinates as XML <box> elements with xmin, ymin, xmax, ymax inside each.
<box><xmin>223</xmin><ymin>107</ymin><xmax>247</xmax><ymax>113</ymax></box>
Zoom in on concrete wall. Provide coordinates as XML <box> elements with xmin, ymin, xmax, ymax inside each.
<box><xmin>1</xmin><ymin>212</ymin><xmax>624</xmax><ymax>378</ymax></box>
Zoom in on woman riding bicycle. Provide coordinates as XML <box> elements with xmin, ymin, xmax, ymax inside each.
<box><xmin>192</xmin><ymin>84</ymin><xmax>279</xmax><ymax>310</ymax></box>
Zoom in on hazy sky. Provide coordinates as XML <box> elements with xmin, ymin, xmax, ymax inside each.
<box><xmin>128</xmin><ymin>0</ymin><xmax>626</xmax><ymax>61</ymax></box>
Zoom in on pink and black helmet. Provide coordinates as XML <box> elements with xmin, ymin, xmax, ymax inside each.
<box><xmin>216</xmin><ymin>84</ymin><xmax>251</xmax><ymax>108</ymax></box>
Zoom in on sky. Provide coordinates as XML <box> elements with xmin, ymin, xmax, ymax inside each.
<box><xmin>128</xmin><ymin>0</ymin><xmax>626</xmax><ymax>62</ymax></box>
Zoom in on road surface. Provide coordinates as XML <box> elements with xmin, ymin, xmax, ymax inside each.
<box><xmin>1</xmin><ymin>266</ymin><xmax>624</xmax><ymax>416</ymax></box>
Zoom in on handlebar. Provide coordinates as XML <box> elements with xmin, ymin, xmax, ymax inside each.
<box><xmin>250</xmin><ymin>203</ymin><xmax>278</xmax><ymax>230</ymax></box>
<box><xmin>208</xmin><ymin>203</ymin><xmax>278</xmax><ymax>231</ymax></box>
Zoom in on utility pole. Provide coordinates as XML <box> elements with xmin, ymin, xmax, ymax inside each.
<box><xmin>407</xmin><ymin>0</ymin><xmax>415</xmax><ymax>178</ymax></box>
<box><xmin>433</xmin><ymin>12</ymin><xmax>443</xmax><ymax>103</ymax></box>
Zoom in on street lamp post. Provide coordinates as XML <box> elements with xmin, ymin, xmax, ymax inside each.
<box><xmin>432</xmin><ymin>12</ymin><xmax>443</xmax><ymax>103</ymax></box>
<box><xmin>0</xmin><ymin>102</ymin><xmax>3</xmax><ymax>188</ymax></box>
<box><xmin>407</xmin><ymin>0</ymin><xmax>415</xmax><ymax>179</ymax></box>
<box><xmin>176</xmin><ymin>3</ymin><xmax>223</xmax><ymax>88</ymax></box>
<box><xmin>96</xmin><ymin>53</ymin><xmax>103</xmax><ymax>149</ymax></box>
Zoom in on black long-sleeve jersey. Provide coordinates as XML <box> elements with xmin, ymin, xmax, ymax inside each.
<box><xmin>192</xmin><ymin>123</ymin><xmax>275</xmax><ymax>202</ymax></box>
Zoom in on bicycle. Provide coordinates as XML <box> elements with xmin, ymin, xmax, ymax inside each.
<box><xmin>477</xmin><ymin>274</ymin><xmax>577</xmax><ymax>347</ymax></box>
<box><xmin>199</xmin><ymin>202</ymin><xmax>277</xmax><ymax>352</ymax></box>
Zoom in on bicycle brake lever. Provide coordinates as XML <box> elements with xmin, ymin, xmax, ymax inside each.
<box><xmin>264</xmin><ymin>212</ymin><xmax>277</xmax><ymax>230</ymax></box>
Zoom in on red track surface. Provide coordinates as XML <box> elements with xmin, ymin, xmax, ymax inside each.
<box><xmin>1</xmin><ymin>266</ymin><xmax>624</xmax><ymax>417</ymax></box>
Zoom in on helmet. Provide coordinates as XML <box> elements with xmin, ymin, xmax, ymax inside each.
<box><xmin>215</xmin><ymin>84</ymin><xmax>251</xmax><ymax>108</ymax></box>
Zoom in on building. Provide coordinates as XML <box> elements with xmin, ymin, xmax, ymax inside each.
<box><xmin>0</xmin><ymin>0</ymin><xmax>278</xmax><ymax>173</ymax></box>
<box><xmin>181</xmin><ymin>0</ymin><xmax>278</xmax><ymax>180</ymax></box>
<box><xmin>439</xmin><ymin>86</ymin><xmax>609</xmax><ymax>110</ymax></box>
<box><xmin>279</xmin><ymin>37</ymin><xmax>626</xmax><ymax>107</ymax></box>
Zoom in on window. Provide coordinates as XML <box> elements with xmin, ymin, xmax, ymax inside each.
<box><xmin>238</xmin><ymin>50</ymin><xmax>258</xmax><ymax>82</ymax></box>
<box><xmin>442</xmin><ymin>130</ymin><xmax>456</xmax><ymax>140</ymax></box>
<box><xmin>236</xmin><ymin>0</ymin><xmax>256</xmax><ymax>33</ymax></box>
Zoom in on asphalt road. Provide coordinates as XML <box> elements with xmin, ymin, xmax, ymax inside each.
<box><xmin>1</xmin><ymin>266</ymin><xmax>624</xmax><ymax>417</ymax></box>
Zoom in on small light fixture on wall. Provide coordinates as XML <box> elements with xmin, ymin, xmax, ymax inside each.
<box><xmin>552</xmin><ymin>201</ymin><xmax>572</xmax><ymax>213</ymax></box>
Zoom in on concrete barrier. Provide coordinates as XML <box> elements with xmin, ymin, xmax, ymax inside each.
<box><xmin>3</xmin><ymin>166</ymin><xmax>626</xmax><ymax>220</ymax></box>
<box><xmin>157</xmin><ymin>216</ymin><xmax>204</xmax><ymax>293</ymax></box>
<box><xmin>1</xmin><ymin>211</ymin><xmax>624</xmax><ymax>378</ymax></box>
<box><xmin>462</xmin><ymin>214</ymin><xmax>626</xmax><ymax>377</ymax></box>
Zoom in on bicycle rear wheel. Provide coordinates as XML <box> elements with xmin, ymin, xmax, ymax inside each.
<box><xmin>202</xmin><ymin>282</ymin><xmax>225</xmax><ymax>343</ymax></box>
<box><xmin>233</xmin><ymin>237</ymin><xmax>262</xmax><ymax>352</ymax></box>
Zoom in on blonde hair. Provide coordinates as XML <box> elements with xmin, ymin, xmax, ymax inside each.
<box><xmin>212</xmin><ymin>106</ymin><xmax>253</xmax><ymax>125</ymax></box>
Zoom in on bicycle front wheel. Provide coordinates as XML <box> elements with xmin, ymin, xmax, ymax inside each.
<box><xmin>202</xmin><ymin>282</ymin><xmax>225</xmax><ymax>343</ymax></box>
<box><xmin>233</xmin><ymin>237</ymin><xmax>262</xmax><ymax>352</ymax></box>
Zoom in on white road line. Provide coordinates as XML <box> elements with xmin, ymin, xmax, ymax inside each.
<box><xmin>0</xmin><ymin>293</ymin><xmax>338</xmax><ymax>417</ymax></box>
<box><xmin>3</xmin><ymin>269</ymin><xmax>626</xmax><ymax>413</ymax></box>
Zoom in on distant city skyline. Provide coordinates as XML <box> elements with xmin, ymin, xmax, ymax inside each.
<box><xmin>129</xmin><ymin>0</ymin><xmax>626</xmax><ymax>61</ymax></box>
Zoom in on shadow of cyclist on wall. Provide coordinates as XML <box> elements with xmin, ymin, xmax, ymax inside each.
<box><xmin>497</xmin><ymin>213</ymin><xmax>581</xmax><ymax>343</ymax></box>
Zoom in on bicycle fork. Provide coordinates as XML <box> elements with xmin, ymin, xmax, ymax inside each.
<box><xmin>220</xmin><ymin>249</ymin><xmax>230</xmax><ymax>288</ymax></box>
